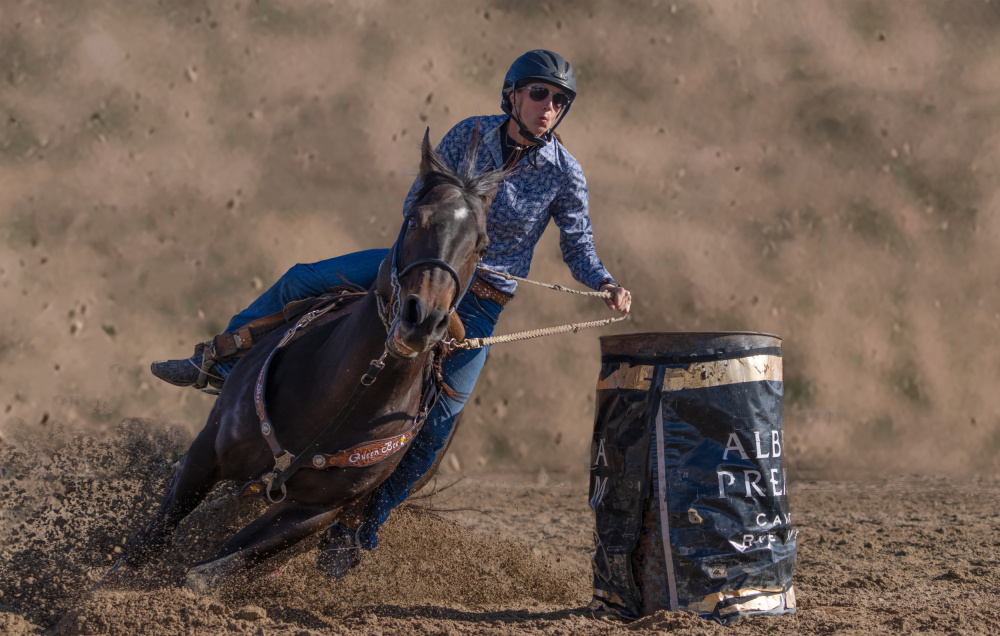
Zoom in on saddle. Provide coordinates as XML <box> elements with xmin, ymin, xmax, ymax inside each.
<box><xmin>207</xmin><ymin>285</ymin><xmax>366</xmax><ymax>359</ymax></box>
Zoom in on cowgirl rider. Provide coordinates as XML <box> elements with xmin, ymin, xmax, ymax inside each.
<box><xmin>151</xmin><ymin>49</ymin><xmax>631</xmax><ymax>577</ymax></box>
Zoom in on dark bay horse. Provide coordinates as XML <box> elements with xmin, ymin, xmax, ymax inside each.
<box><xmin>107</xmin><ymin>129</ymin><xmax>502</xmax><ymax>592</ymax></box>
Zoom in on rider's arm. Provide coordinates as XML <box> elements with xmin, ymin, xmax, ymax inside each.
<box><xmin>548</xmin><ymin>156</ymin><xmax>617</xmax><ymax>291</ymax></box>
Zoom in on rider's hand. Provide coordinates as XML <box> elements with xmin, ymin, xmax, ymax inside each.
<box><xmin>601</xmin><ymin>283</ymin><xmax>631</xmax><ymax>315</ymax></box>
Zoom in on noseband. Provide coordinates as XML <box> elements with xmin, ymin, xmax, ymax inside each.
<box><xmin>379</xmin><ymin>215</ymin><xmax>472</xmax><ymax>330</ymax></box>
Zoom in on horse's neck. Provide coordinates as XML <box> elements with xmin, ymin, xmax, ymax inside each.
<box><xmin>314</xmin><ymin>290</ymin><xmax>427</xmax><ymax>396</ymax></box>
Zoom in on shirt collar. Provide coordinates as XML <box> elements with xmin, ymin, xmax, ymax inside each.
<box><xmin>485</xmin><ymin>117</ymin><xmax>557</xmax><ymax>170</ymax></box>
<box><xmin>484</xmin><ymin>118</ymin><xmax>504</xmax><ymax>169</ymax></box>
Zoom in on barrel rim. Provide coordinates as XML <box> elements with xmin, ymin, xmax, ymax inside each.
<box><xmin>600</xmin><ymin>331</ymin><xmax>782</xmax><ymax>342</ymax></box>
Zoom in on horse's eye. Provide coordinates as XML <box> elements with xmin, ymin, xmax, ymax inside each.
<box><xmin>407</xmin><ymin>218</ymin><xmax>417</xmax><ymax>230</ymax></box>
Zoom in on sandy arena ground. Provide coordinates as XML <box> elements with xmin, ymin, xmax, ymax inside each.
<box><xmin>2</xmin><ymin>425</ymin><xmax>1000</xmax><ymax>635</ymax></box>
<box><xmin>3</xmin><ymin>1</ymin><xmax>1000</xmax><ymax>634</ymax></box>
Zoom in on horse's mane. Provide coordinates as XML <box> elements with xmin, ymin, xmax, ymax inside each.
<box><xmin>413</xmin><ymin>120</ymin><xmax>510</xmax><ymax>214</ymax></box>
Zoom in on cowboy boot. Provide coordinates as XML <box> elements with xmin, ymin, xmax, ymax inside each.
<box><xmin>150</xmin><ymin>354</ymin><xmax>225</xmax><ymax>389</ymax></box>
<box><xmin>150</xmin><ymin>355</ymin><xmax>203</xmax><ymax>387</ymax></box>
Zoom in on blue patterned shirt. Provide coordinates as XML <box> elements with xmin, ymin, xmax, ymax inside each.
<box><xmin>402</xmin><ymin>115</ymin><xmax>615</xmax><ymax>296</ymax></box>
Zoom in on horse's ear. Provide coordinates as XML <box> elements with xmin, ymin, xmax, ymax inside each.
<box><xmin>419</xmin><ymin>127</ymin><xmax>448</xmax><ymax>177</ymax></box>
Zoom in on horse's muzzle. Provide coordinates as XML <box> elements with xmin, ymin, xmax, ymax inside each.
<box><xmin>386</xmin><ymin>322</ymin><xmax>420</xmax><ymax>359</ymax></box>
<box><xmin>390</xmin><ymin>294</ymin><xmax>451</xmax><ymax>357</ymax></box>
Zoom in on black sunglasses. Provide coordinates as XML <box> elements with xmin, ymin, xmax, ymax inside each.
<box><xmin>520</xmin><ymin>84</ymin><xmax>570</xmax><ymax>110</ymax></box>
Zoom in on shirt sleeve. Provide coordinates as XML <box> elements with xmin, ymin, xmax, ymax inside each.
<box><xmin>400</xmin><ymin>119</ymin><xmax>474</xmax><ymax>216</ymax></box>
<box><xmin>549</xmin><ymin>159</ymin><xmax>617</xmax><ymax>290</ymax></box>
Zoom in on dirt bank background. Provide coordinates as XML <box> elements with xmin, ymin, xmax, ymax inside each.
<box><xmin>2</xmin><ymin>1</ymin><xmax>1000</xmax><ymax>634</ymax></box>
<box><xmin>2</xmin><ymin>0</ymin><xmax>999</xmax><ymax>476</ymax></box>
<box><xmin>3</xmin><ymin>0</ymin><xmax>999</xmax><ymax>477</ymax></box>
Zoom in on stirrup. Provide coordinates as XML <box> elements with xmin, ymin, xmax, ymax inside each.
<box><xmin>192</xmin><ymin>342</ymin><xmax>222</xmax><ymax>390</ymax></box>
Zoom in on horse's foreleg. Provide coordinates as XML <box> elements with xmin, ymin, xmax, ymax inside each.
<box><xmin>109</xmin><ymin>425</ymin><xmax>221</xmax><ymax>579</ymax></box>
<box><xmin>333</xmin><ymin>492</ymin><xmax>371</xmax><ymax>529</ymax></box>
<box><xmin>184</xmin><ymin>502</ymin><xmax>341</xmax><ymax>594</ymax></box>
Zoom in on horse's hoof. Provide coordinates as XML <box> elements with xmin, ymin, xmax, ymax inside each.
<box><xmin>184</xmin><ymin>569</ymin><xmax>219</xmax><ymax>595</ymax></box>
<box><xmin>184</xmin><ymin>552</ymin><xmax>244</xmax><ymax>594</ymax></box>
<box><xmin>93</xmin><ymin>557</ymin><xmax>136</xmax><ymax>591</ymax></box>
<box><xmin>316</xmin><ymin>523</ymin><xmax>361</xmax><ymax>581</ymax></box>
<box><xmin>185</xmin><ymin>562</ymin><xmax>228</xmax><ymax>595</ymax></box>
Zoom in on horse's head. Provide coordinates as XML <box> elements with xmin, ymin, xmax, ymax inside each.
<box><xmin>380</xmin><ymin>127</ymin><xmax>503</xmax><ymax>358</ymax></box>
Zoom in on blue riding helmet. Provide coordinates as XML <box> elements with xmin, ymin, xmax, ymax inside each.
<box><xmin>500</xmin><ymin>49</ymin><xmax>576</xmax><ymax>147</ymax></box>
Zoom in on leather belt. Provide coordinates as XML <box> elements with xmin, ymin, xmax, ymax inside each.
<box><xmin>470</xmin><ymin>277</ymin><xmax>513</xmax><ymax>307</ymax></box>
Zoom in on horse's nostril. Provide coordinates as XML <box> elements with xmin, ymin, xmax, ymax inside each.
<box><xmin>401</xmin><ymin>296</ymin><xmax>423</xmax><ymax>327</ymax></box>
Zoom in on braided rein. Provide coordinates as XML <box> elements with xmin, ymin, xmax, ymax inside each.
<box><xmin>445</xmin><ymin>265</ymin><xmax>627</xmax><ymax>351</ymax></box>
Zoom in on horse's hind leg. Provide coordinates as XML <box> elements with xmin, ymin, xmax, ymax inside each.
<box><xmin>185</xmin><ymin>502</ymin><xmax>340</xmax><ymax>594</ymax></box>
<box><xmin>103</xmin><ymin>423</ymin><xmax>221</xmax><ymax>583</ymax></box>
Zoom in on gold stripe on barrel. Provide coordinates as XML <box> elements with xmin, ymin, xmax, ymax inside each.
<box><xmin>663</xmin><ymin>354</ymin><xmax>782</xmax><ymax>391</ymax></box>
<box><xmin>596</xmin><ymin>363</ymin><xmax>654</xmax><ymax>391</ymax></box>
<box><xmin>596</xmin><ymin>355</ymin><xmax>782</xmax><ymax>391</ymax></box>
<box><xmin>686</xmin><ymin>586</ymin><xmax>791</xmax><ymax>615</ymax></box>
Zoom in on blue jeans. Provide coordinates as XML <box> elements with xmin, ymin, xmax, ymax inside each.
<box><xmin>220</xmin><ymin>250</ymin><xmax>501</xmax><ymax>549</ymax></box>
<box><xmin>215</xmin><ymin>249</ymin><xmax>389</xmax><ymax>377</ymax></box>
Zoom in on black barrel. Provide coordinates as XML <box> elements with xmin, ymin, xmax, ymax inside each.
<box><xmin>589</xmin><ymin>332</ymin><xmax>797</xmax><ymax>624</ymax></box>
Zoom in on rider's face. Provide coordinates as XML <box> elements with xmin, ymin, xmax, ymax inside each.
<box><xmin>510</xmin><ymin>81</ymin><xmax>567</xmax><ymax>138</ymax></box>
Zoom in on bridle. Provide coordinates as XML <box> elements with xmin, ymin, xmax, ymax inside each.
<box><xmin>376</xmin><ymin>213</ymin><xmax>474</xmax><ymax>335</ymax></box>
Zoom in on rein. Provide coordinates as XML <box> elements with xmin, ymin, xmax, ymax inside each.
<box><xmin>445</xmin><ymin>265</ymin><xmax>628</xmax><ymax>351</ymax></box>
